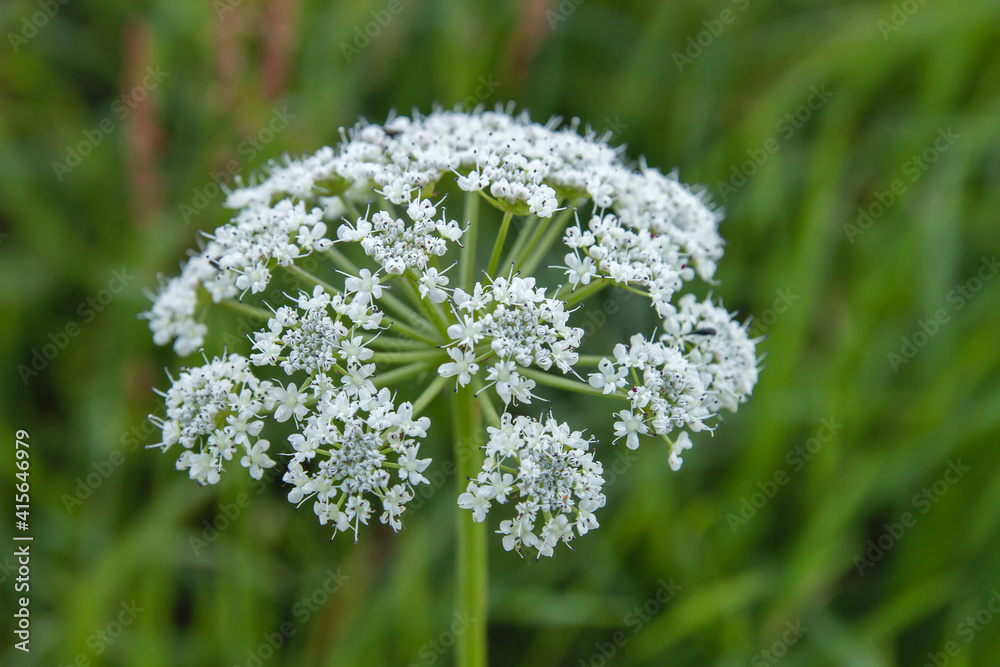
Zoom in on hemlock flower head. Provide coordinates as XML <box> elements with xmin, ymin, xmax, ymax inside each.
<box><xmin>144</xmin><ymin>104</ymin><xmax>759</xmax><ymax>558</ymax></box>
<box><xmin>464</xmin><ymin>413</ymin><xmax>606</xmax><ymax>557</ymax></box>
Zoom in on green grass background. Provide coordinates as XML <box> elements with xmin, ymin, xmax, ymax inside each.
<box><xmin>2</xmin><ymin>0</ymin><xmax>1000</xmax><ymax>665</ymax></box>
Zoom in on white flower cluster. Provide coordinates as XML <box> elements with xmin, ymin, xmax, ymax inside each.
<box><xmin>143</xmin><ymin>199</ymin><xmax>332</xmax><ymax>355</ymax></box>
<box><xmin>145</xmin><ymin>107</ymin><xmax>722</xmax><ymax>354</ymax></box>
<box><xmin>145</xmin><ymin>106</ymin><xmax>758</xmax><ymax>556</ymax></box>
<box><xmin>250</xmin><ymin>285</ymin><xmax>381</xmax><ymax>375</ymax></box>
<box><xmin>336</xmin><ymin>197</ymin><xmax>463</xmax><ymax>276</ymax></box>
<box><xmin>150</xmin><ymin>353</ymin><xmax>275</xmax><ymax>485</ymax></box>
<box><xmin>150</xmin><ymin>284</ymin><xmax>432</xmax><ymax>540</ymax></box>
<box><xmin>458</xmin><ymin>414</ymin><xmax>605</xmax><ymax>558</ymax></box>
<box><xmin>439</xmin><ymin>276</ymin><xmax>583</xmax><ymax>404</ymax></box>
<box><xmin>563</xmin><ymin>211</ymin><xmax>691</xmax><ymax>316</ymax></box>
<box><xmin>283</xmin><ymin>386</ymin><xmax>432</xmax><ymax>541</ymax></box>
<box><xmin>593</xmin><ymin>294</ymin><xmax>760</xmax><ymax>470</ymax></box>
<box><xmin>223</xmin><ymin>147</ymin><xmax>338</xmax><ymax>209</ymax></box>
<box><xmin>457</xmin><ymin>149</ymin><xmax>559</xmax><ymax>217</ymax></box>
<box><xmin>660</xmin><ymin>294</ymin><xmax>759</xmax><ymax>413</ymax></box>
<box><xmin>593</xmin><ymin>334</ymin><xmax>711</xmax><ymax>464</ymax></box>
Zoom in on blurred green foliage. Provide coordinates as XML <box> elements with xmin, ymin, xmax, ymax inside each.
<box><xmin>2</xmin><ymin>0</ymin><xmax>1000</xmax><ymax>665</ymax></box>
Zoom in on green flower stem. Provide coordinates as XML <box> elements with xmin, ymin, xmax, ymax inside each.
<box><xmin>396</xmin><ymin>275</ymin><xmax>432</xmax><ymax>314</ymax></box>
<box><xmin>370</xmin><ymin>349</ymin><xmax>448</xmax><ymax>365</ymax></box>
<box><xmin>410</xmin><ymin>374</ymin><xmax>448</xmax><ymax>417</ymax></box>
<box><xmin>500</xmin><ymin>214</ymin><xmax>539</xmax><ymax>271</ymax></box>
<box><xmin>486</xmin><ymin>210</ymin><xmax>515</xmax><ymax>277</ymax></box>
<box><xmin>220</xmin><ymin>299</ymin><xmax>272</xmax><ymax>320</ymax></box>
<box><xmin>612</xmin><ymin>283</ymin><xmax>651</xmax><ymax>300</ymax></box>
<box><xmin>362</xmin><ymin>335</ymin><xmax>436</xmax><ymax>351</ymax></box>
<box><xmin>517</xmin><ymin>367</ymin><xmax>628</xmax><ymax>400</ymax></box>
<box><xmin>338</xmin><ymin>194</ymin><xmax>363</xmax><ymax>223</ymax></box>
<box><xmin>575</xmin><ymin>355</ymin><xmax>609</xmax><ymax>366</ymax></box>
<box><xmin>285</xmin><ymin>263</ymin><xmax>340</xmax><ymax>294</ymax></box>
<box><xmin>512</xmin><ymin>216</ymin><xmax>552</xmax><ymax>273</ymax></box>
<box><xmin>372</xmin><ymin>359</ymin><xmax>438</xmax><ymax>387</ymax></box>
<box><xmin>324</xmin><ymin>245</ymin><xmax>361</xmax><ymax>273</ymax></box>
<box><xmin>519</xmin><ymin>205</ymin><xmax>578</xmax><ymax>277</ymax></box>
<box><xmin>324</xmin><ymin>247</ymin><xmax>427</xmax><ymax>327</ymax></box>
<box><xmin>377</xmin><ymin>295</ymin><xmax>432</xmax><ymax>331</ymax></box>
<box><xmin>476</xmin><ymin>392</ymin><xmax>502</xmax><ymax>429</ymax></box>
<box><xmin>382</xmin><ymin>316</ymin><xmax>442</xmax><ymax>346</ymax></box>
<box><xmin>556</xmin><ymin>277</ymin><xmax>611</xmax><ymax>305</ymax></box>
<box><xmin>452</xmin><ymin>385</ymin><xmax>487</xmax><ymax>667</ymax></box>
<box><xmin>401</xmin><ymin>272</ymin><xmax>452</xmax><ymax>338</ymax></box>
<box><xmin>461</xmin><ymin>190</ymin><xmax>480</xmax><ymax>291</ymax></box>
<box><xmin>514</xmin><ymin>203</ymin><xmax>577</xmax><ymax>274</ymax></box>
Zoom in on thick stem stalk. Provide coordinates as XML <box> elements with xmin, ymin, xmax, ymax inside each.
<box><xmin>453</xmin><ymin>386</ymin><xmax>487</xmax><ymax>667</ymax></box>
<box><xmin>461</xmin><ymin>191</ymin><xmax>480</xmax><ymax>291</ymax></box>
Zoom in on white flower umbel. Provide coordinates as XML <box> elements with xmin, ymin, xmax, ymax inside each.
<box><xmin>283</xmin><ymin>385</ymin><xmax>431</xmax><ymax>541</ymax></box>
<box><xmin>443</xmin><ymin>274</ymin><xmax>582</xmax><ymax>404</ymax></box>
<box><xmin>459</xmin><ymin>413</ymin><xmax>605</xmax><ymax>558</ymax></box>
<box><xmin>145</xmin><ymin>105</ymin><xmax>759</xmax><ymax>557</ymax></box>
